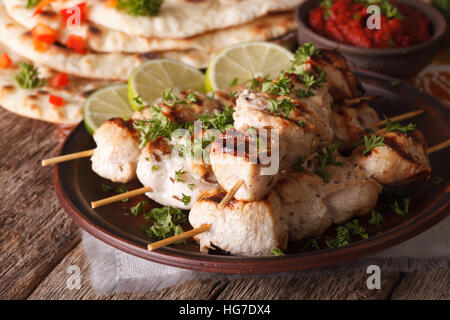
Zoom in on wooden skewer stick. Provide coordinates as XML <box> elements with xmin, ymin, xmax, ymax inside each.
<box><xmin>41</xmin><ymin>148</ymin><xmax>95</xmax><ymax>166</ymax></box>
<box><xmin>147</xmin><ymin>224</ymin><xmax>212</xmax><ymax>251</ymax></box>
<box><xmin>427</xmin><ymin>139</ymin><xmax>450</xmax><ymax>154</ymax></box>
<box><xmin>91</xmin><ymin>186</ymin><xmax>153</xmax><ymax>209</ymax></box>
<box><xmin>372</xmin><ymin>110</ymin><xmax>424</xmax><ymax>128</ymax></box>
<box><xmin>218</xmin><ymin>179</ymin><xmax>244</xmax><ymax>210</ymax></box>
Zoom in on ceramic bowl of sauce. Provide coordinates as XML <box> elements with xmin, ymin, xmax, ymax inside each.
<box><xmin>296</xmin><ymin>0</ymin><xmax>447</xmax><ymax>78</ymax></box>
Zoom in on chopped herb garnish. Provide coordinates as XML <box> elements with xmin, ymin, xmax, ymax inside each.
<box><xmin>133</xmin><ymin>104</ymin><xmax>181</xmax><ymax>148</ymax></box>
<box><xmin>295</xmin><ymin>88</ymin><xmax>315</xmax><ymax>98</ymax></box>
<box><xmin>116</xmin><ymin>184</ymin><xmax>129</xmax><ymax>202</ymax></box>
<box><xmin>326</xmin><ymin>226</ymin><xmax>351</xmax><ymax>248</ymax></box>
<box><xmin>434</xmin><ymin>177</ymin><xmax>445</xmax><ymax>185</ymax></box>
<box><xmin>174</xmin><ymin>168</ymin><xmax>185</xmax><ymax>183</ymax></box>
<box><xmin>142</xmin><ymin>206</ymin><xmax>187</xmax><ymax>244</ymax></box>
<box><xmin>391</xmin><ymin>80</ymin><xmax>399</xmax><ymax>87</ymax></box>
<box><xmin>369</xmin><ymin>210</ymin><xmax>385</xmax><ymax>226</ymax></box>
<box><xmin>15</xmin><ymin>62</ymin><xmax>46</xmax><ymax>89</ymax></box>
<box><xmin>101</xmin><ymin>184</ymin><xmax>114</xmax><ymax>192</ymax></box>
<box><xmin>290</xmin><ymin>43</ymin><xmax>321</xmax><ymax>70</ymax></box>
<box><xmin>247</xmin><ymin>77</ymin><xmax>262</xmax><ymax>90</ymax></box>
<box><xmin>314</xmin><ymin>143</ymin><xmax>343</xmax><ymax>182</ymax></box>
<box><xmin>229</xmin><ymin>77</ymin><xmax>239</xmax><ymax>87</ymax></box>
<box><xmin>261</xmin><ymin>74</ymin><xmax>294</xmax><ymax>96</ymax></box>
<box><xmin>267</xmin><ymin>98</ymin><xmax>296</xmax><ymax>118</ymax></box>
<box><xmin>151</xmin><ymin>165</ymin><xmax>159</xmax><ymax>172</ymax></box>
<box><xmin>130</xmin><ymin>201</ymin><xmax>148</xmax><ymax>216</ymax></box>
<box><xmin>116</xmin><ymin>0</ymin><xmax>163</xmax><ymax>16</ymax></box>
<box><xmin>229</xmin><ymin>91</ymin><xmax>238</xmax><ymax>99</ymax></box>
<box><xmin>384</xmin><ymin>116</ymin><xmax>416</xmax><ymax>133</ymax></box>
<box><xmin>298</xmin><ymin>120</ymin><xmax>305</xmax><ymax>127</ymax></box>
<box><xmin>196</xmin><ymin>105</ymin><xmax>235</xmax><ymax>133</ymax></box>
<box><xmin>392</xmin><ymin>197</ymin><xmax>411</xmax><ymax>216</ymax></box>
<box><xmin>271</xmin><ymin>248</ymin><xmax>285</xmax><ymax>256</ymax></box>
<box><xmin>162</xmin><ymin>88</ymin><xmax>197</xmax><ymax>107</ymax></box>
<box><xmin>180</xmin><ymin>193</ymin><xmax>191</xmax><ymax>206</ymax></box>
<box><xmin>26</xmin><ymin>0</ymin><xmax>40</xmax><ymax>8</ymax></box>
<box><xmin>362</xmin><ymin>133</ymin><xmax>385</xmax><ymax>155</ymax></box>
<box><xmin>345</xmin><ymin>219</ymin><xmax>368</xmax><ymax>239</ymax></box>
<box><xmin>293</xmin><ymin>157</ymin><xmax>305</xmax><ymax>172</ymax></box>
<box><xmin>187</xmin><ymin>183</ymin><xmax>195</xmax><ymax>191</ymax></box>
<box><xmin>303</xmin><ymin>238</ymin><xmax>320</xmax><ymax>250</ymax></box>
<box><xmin>132</xmin><ymin>95</ymin><xmax>145</xmax><ymax>110</ymax></box>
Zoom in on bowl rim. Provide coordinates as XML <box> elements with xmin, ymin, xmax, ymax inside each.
<box><xmin>295</xmin><ymin>0</ymin><xmax>447</xmax><ymax>56</ymax></box>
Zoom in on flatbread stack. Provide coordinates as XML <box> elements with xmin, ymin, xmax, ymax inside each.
<box><xmin>0</xmin><ymin>0</ymin><xmax>302</xmax><ymax>124</ymax></box>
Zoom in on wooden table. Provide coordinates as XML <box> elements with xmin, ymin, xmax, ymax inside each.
<box><xmin>0</xmin><ymin>108</ymin><xmax>448</xmax><ymax>300</ymax></box>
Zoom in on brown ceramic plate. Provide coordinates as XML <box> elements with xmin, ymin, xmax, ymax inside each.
<box><xmin>54</xmin><ymin>70</ymin><xmax>450</xmax><ymax>274</ymax></box>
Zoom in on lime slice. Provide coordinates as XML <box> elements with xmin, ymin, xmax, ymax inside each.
<box><xmin>83</xmin><ymin>84</ymin><xmax>134</xmax><ymax>135</ymax></box>
<box><xmin>205</xmin><ymin>41</ymin><xmax>294</xmax><ymax>91</ymax></box>
<box><xmin>128</xmin><ymin>59</ymin><xmax>205</xmax><ymax>109</ymax></box>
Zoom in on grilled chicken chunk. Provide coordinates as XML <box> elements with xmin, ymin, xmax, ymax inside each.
<box><xmin>275</xmin><ymin>173</ymin><xmax>332</xmax><ymax>241</ymax></box>
<box><xmin>91</xmin><ymin>118</ymin><xmax>141</xmax><ymax>183</ymax></box>
<box><xmin>133</xmin><ymin>89</ymin><xmax>222</xmax><ymax>123</ymax></box>
<box><xmin>189</xmin><ymin>190</ymin><xmax>288</xmax><ymax>256</ymax></box>
<box><xmin>309</xmin><ymin>50</ymin><xmax>365</xmax><ymax>101</ymax></box>
<box><xmin>331</xmin><ymin>100</ymin><xmax>379</xmax><ymax>149</ymax></box>
<box><xmin>352</xmin><ymin>129</ymin><xmax>431</xmax><ymax>185</ymax></box>
<box><xmin>209</xmin><ymin>129</ymin><xmax>282</xmax><ymax>201</ymax></box>
<box><xmin>136</xmin><ymin>136</ymin><xmax>221</xmax><ymax>210</ymax></box>
<box><xmin>234</xmin><ymin>90</ymin><xmax>334</xmax><ymax>164</ymax></box>
<box><xmin>318</xmin><ymin>157</ymin><xmax>382</xmax><ymax>224</ymax></box>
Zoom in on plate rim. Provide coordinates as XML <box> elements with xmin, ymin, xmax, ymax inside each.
<box><xmin>54</xmin><ymin>69</ymin><xmax>450</xmax><ymax>274</ymax></box>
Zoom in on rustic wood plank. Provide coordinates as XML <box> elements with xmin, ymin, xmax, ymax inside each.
<box><xmin>0</xmin><ymin>109</ymin><xmax>81</xmax><ymax>299</ymax></box>
<box><xmin>390</xmin><ymin>268</ymin><xmax>450</xmax><ymax>300</ymax></box>
<box><xmin>28</xmin><ymin>243</ymin><xmax>228</xmax><ymax>300</ymax></box>
<box><xmin>216</xmin><ymin>269</ymin><xmax>403</xmax><ymax>300</ymax></box>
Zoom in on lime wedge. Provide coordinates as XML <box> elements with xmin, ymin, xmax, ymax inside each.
<box><xmin>83</xmin><ymin>84</ymin><xmax>134</xmax><ymax>135</ymax></box>
<box><xmin>128</xmin><ymin>59</ymin><xmax>205</xmax><ymax>109</ymax></box>
<box><xmin>205</xmin><ymin>41</ymin><xmax>294</xmax><ymax>91</ymax></box>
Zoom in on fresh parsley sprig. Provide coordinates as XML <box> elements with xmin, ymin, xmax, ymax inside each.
<box><xmin>26</xmin><ymin>0</ymin><xmax>40</xmax><ymax>8</ymax></box>
<box><xmin>116</xmin><ymin>0</ymin><xmax>163</xmax><ymax>16</ymax></box>
<box><xmin>162</xmin><ymin>88</ymin><xmax>197</xmax><ymax>107</ymax></box>
<box><xmin>314</xmin><ymin>142</ymin><xmax>343</xmax><ymax>183</ymax></box>
<box><xmin>271</xmin><ymin>248</ymin><xmax>285</xmax><ymax>256</ymax></box>
<box><xmin>392</xmin><ymin>197</ymin><xmax>411</xmax><ymax>216</ymax></box>
<box><xmin>130</xmin><ymin>201</ymin><xmax>148</xmax><ymax>216</ymax></box>
<box><xmin>368</xmin><ymin>210</ymin><xmax>385</xmax><ymax>226</ymax></box>
<box><xmin>384</xmin><ymin>116</ymin><xmax>416</xmax><ymax>133</ymax></box>
<box><xmin>15</xmin><ymin>62</ymin><xmax>46</xmax><ymax>89</ymax></box>
<box><xmin>362</xmin><ymin>133</ymin><xmax>385</xmax><ymax>155</ymax></box>
<box><xmin>267</xmin><ymin>98</ymin><xmax>297</xmax><ymax>118</ymax></box>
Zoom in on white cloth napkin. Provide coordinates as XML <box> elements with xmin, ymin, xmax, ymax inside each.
<box><xmin>82</xmin><ymin>216</ymin><xmax>450</xmax><ymax>295</ymax></box>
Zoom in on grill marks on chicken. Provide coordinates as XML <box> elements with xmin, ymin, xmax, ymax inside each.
<box><xmin>210</xmin><ymin>129</ymin><xmax>281</xmax><ymax>201</ymax></box>
<box><xmin>331</xmin><ymin>100</ymin><xmax>380</xmax><ymax>149</ymax></box>
<box><xmin>311</xmin><ymin>50</ymin><xmax>365</xmax><ymax>101</ymax></box>
<box><xmin>352</xmin><ymin>129</ymin><xmax>431</xmax><ymax>185</ymax></box>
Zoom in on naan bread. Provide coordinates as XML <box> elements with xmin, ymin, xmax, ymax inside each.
<box><xmin>52</xmin><ymin>0</ymin><xmax>303</xmax><ymax>38</ymax></box>
<box><xmin>0</xmin><ymin>3</ymin><xmax>216</xmax><ymax>79</ymax></box>
<box><xmin>5</xmin><ymin>0</ymin><xmax>296</xmax><ymax>53</ymax></box>
<box><xmin>0</xmin><ymin>44</ymin><xmax>112</xmax><ymax>124</ymax></box>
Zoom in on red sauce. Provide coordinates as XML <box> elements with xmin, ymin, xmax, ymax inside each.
<box><xmin>308</xmin><ymin>0</ymin><xmax>432</xmax><ymax>48</ymax></box>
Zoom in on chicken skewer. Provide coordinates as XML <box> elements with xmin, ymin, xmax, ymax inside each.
<box><xmin>82</xmin><ymin>104</ymin><xmax>424</xmax><ymax>209</ymax></box>
<box><xmin>150</xmin><ymin>135</ymin><xmax>448</xmax><ymax>254</ymax></box>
